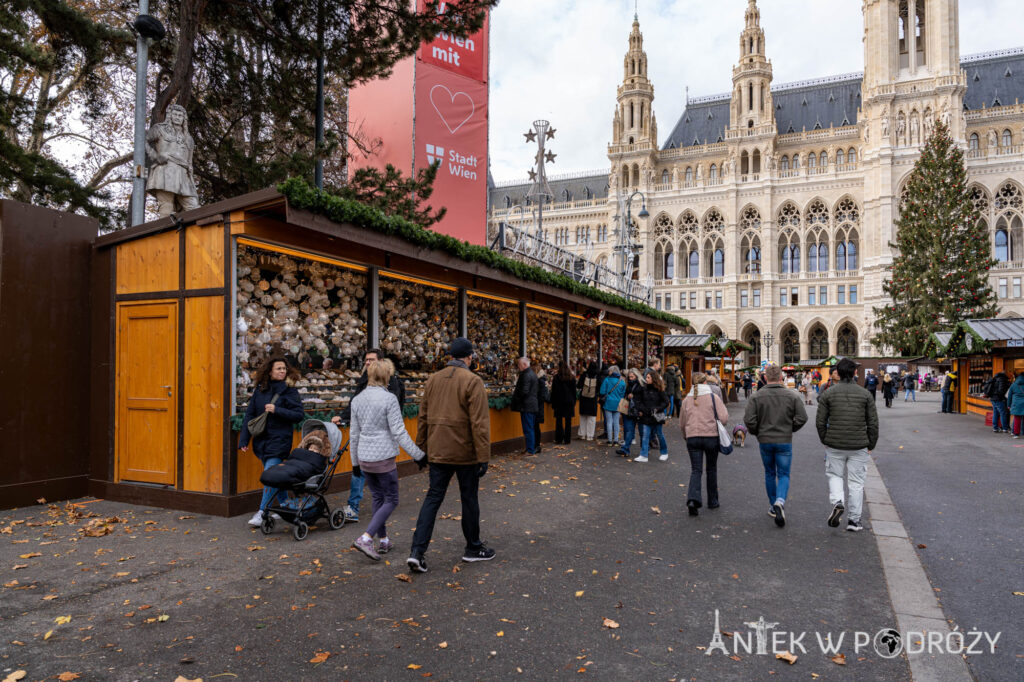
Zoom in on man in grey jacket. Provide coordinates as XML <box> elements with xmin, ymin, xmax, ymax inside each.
<box><xmin>816</xmin><ymin>358</ymin><xmax>879</xmax><ymax>532</ymax></box>
<box><xmin>744</xmin><ymin>364</ymin><xmax>808</xmax><ymax>527</ymax></box>
<box><xmin>511</xmin><ymin>357</ymin><xmax>540</xmax><ymax>455</ymax></box>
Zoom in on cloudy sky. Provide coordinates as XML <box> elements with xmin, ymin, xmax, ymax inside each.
<box><xmin>488</xmin><ymin>0</ymin><xmax>1023</xmax><ymax>183</ymax></box>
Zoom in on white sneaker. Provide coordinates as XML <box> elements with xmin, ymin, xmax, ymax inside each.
<box><xmin>633</xmin><ymin>456</ymin><xmax>649</xmax><ymax>463</ymax></box>
<box><xmin>658</xmin><ymin>454</ymin><xmax>669</xmax><ymax>461</ymax></box>
<box><xmin>247</xmin><ymin>510</ymin><xmax>264</xmax><ymax>527</ymax></box>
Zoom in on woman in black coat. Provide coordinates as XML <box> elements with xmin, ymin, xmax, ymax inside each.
<box><xmin>239</xmin><ymin>356</ymin><xmax>305</xmax><ymax>526</ymax></box>
<box><xmin>576</xmin><ymin>362</ymin><xmax>600</xmax><ymax>441</ymax></box>
<box><xmin>635</xmin><ymin>370</ymin><xmax>671</xmax><ymax>462</ymax></box>
<box><xmin>550</xmin><ymin>361</ymin><xmax>578</xmax><ymax>444</ymax></box>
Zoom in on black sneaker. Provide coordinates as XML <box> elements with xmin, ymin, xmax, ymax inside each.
<box><xmin>772</xmin><ymin>503</ymin><xmax>786</xmax><ymax>528</ymax></box>
<box><xmin>767</xmin><ymin>507</ymin><xmax>776</xmax><ymax>518</ymax></box>
<box><xmin>407</xmin><ymin>555</ymin><xmax>428</xmax><ymax>573</ymax></box>
<box><xmin>846</xmin><ymin>519</ymin><xmax>864</xmax><ymax>532</ymax></box>
<box><xmin>462</xmin><ymin>545</ymin><xmax>496</xmax><ymax>562</ymax></box>
<box><xmin>827</xmin><ymin>501</ymin><xmax>845</xmax><ymax>528</ymax></box>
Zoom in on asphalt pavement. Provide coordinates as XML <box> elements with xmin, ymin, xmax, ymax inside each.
<box><xmin>3</xmin><ymin>390</ymin><xmax>1001</xmax><ymax>681</ymax></box>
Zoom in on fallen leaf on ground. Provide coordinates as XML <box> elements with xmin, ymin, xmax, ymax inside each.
<box><xmin>731</xmin><ymin>573</ymin><xmax>739</xmax><ymax>580</ymax></box>
<box><xmin>917</xmin><ymin>544</ymin><xmax>927</xmax><ymax>549</ymax></box>
<box><xmin>2</xmin><ymin>671</ymin><xmax>27</xmax><ymax>682</ymax></box>
<box><xmin>3</xmin><ymin>580</ymin><xmax>17</xmax><ymax>587</ymax></box>
<box><xmin>602</xmin><ymin>618</ymin><xmax>620</xmax><ymax>629</ymax></box>
<box><xmin>575</xmin><ymin>590</ymin><xmax>585</xmax><ymax>598</ymax></box>
<box><xmin>158</xmin><ymin>614</ymin><xmax>170</xmax><ymax>622</ymax></box>
<box><xmin>54</xmin><ymin>615</ymin><xmax>71</xmax><ymax>625</ymax></box>
<box><xmin>730</xmin><ymin>655</ymin><xmax>742</xmax><ymax>661</ymax></box>
<box><xmin>834</xmin><ymin>569</ymin><xmax>848</xmax><ymax>573</ymax></box>
<box><xmin>57</xmin><ymin>673</ymin><xmax>80</xmax><ymax>681</ymax></box>
<box><xmin>11</xmin><ymin>565</ymin><xmax>27</xmax><ymax>570</ymax></box>
<box><xmin>831</xmin><ymin>653</ymin><xmax>847</xmax><ymax>665</ymax></box>
<box><xmin>407</xmin><ymin>664</ymin><xmax>422</xmax><ymax>670</ymax></box>
<box><xmin>396</xmin><ymin>574</ymin><xmax>412</xmax><ymax>583</ymax></box>
<box><xmin>114</xmin><ymin>572</ymin><xmax>130</xmax><ymax>578</ymax></box>
<box><xmin>36</xmin><ymin>497</ymin><xmax>46</xmax><ymax>504</ymax></box>
<box><xmin>173</xmin><ymin>677</ymin><xmax>201</xmax><ymax>682</ymax></box>
<box><xmin>43</xmin><ymin>630</ymin><xmax>53</xmax><ymax>640</ymax></box>
<box><xmin>438</xmin><ymin>641</ymin><xmax>448</xmax><ymax>649</ymax></box>
<box><xmin>776</xmin><ymin>652</ymin><xmax>798</xmax><ymax>664</ymax></box>
<box><xmin>496</xmin><ymin>631</ymin><xmax>504</xmax><ymax>637</ymax></box>
<box><xmin>18</xmin><ymin>553</ymin><xmax>41</xmax><ymax>559</ymax></box>
<box><xmin>1013</xmin><ymin>591</ymin><xmax>1024</xmax><ymax>596</ymax></box>
<box><xmin>42</xmin><ymin>594</ymin><xmax>58</xmax><ymax>601</ymax></box>
<box><xmin>309</xmin><ymin>651</ymin><xmax>330</xmax><ymax>664</ymax></box>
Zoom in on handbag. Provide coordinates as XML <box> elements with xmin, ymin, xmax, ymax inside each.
<box><xmin>710</xmin><ymin>394</ymin><xmax>733</xmax><ymax>455</ymax></box>
<box><xmin>246</xmin><ymin>393</ymin><xmax>280</xmax><ymax>438</ymax></box>
<box><xmin>654</xmin><ymin>410</ymin><xmax>669</xmax><ymax>424</ymax></box>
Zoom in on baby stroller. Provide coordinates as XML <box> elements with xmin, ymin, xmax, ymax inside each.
<box><xmin>261</xmin><ymin>419</ymin><xmax>350</xmax><ymax>541</ymax></box>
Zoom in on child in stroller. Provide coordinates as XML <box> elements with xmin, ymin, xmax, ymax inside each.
<box><xmin>259</xmin><ymin>419</ymin><xmax>349</xmax><ymax>540</ymax></box>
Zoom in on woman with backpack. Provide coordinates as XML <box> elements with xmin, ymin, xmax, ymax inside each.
<box><xmin>599</xmin><ymin>366</ymin><xmax>627</xmax><ymax>447</ymax></box>
<box><xmin>577</xmin><ymin>362</ymin><xmax>600</xmax><ymax>441</ymax></box>
<box><xmin>635</xmin><ymin>369</ymin><xmax>671</xmax><ymax>462</ymax></box>
<box><xmin>551</xmin><ymin>361</ymin><xmax>577</xmax><ymax>444</ymax></box>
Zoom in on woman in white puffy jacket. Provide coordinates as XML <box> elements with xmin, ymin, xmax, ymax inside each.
<box><xmin>349</xmin><ymin>359</ymin><xmax>425</xmax><ymax>561</ymax></box>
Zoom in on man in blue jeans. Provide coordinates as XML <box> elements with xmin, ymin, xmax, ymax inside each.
<box><xmin>743</xmin><ymin>364</ymin><xmax>808</xmax><ymax>528</ymax></box>
<box><xmin>510</xmin><ymin>357</ymin><xmax>540</xmax><ymax>455</ymax></box>
<box><xmin>986</xmin><ymin>370</ymin><xmax>1011</xmax><ymax>432</ymax></box>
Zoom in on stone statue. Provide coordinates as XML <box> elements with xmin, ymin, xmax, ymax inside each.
<box><xmin>910</xmin><ymin>114</ymin><xmax>920</xmax><ymax>144</ymax></box>
<box><xmin>146</xmin><ymin>104</ymin><xmax>198</xmax><ymax>217</ymax></box>
<box><xmin>988</xmin><ymin>129</ymin><xmax>998</xmax><ymax>148</ymax></box>
<box><xmin>863</xmin><ymin>120</ymin><xmax>870</xmax><ymax>144</ymax></box>
<box><xmin>923</xmin><ymin>110</ymin><xmax>933</xmax><ymax>138</ymax></box>
<box><xmin>896</xmin><ymin>112</ymin><xmax>906</xmax><ymax>142</ymax></box>
<box><xmin>768</xmin><ymin>153</ymin><xmax>776</xmax><ymax>170</ymax></box>
<box><xmin>671</xmin><ymin>166</ymin><xmax>679</xmax><ymax>185</ymax></box>
<box><xmin>695</xmin><ymin>164</ymin><xmax>702</xmax><ymax>181</ymax></box>
<box><xmin>941</xmin><ymin>100</ymin><xmax>951</xmax><ymax>126</ymax></box>
<box><xmin>880</xmin><ymin>110</ymin><xmax>889</xmax><ymax>138</ymax></box>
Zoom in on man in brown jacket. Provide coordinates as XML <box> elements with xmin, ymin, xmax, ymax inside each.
<box><xmin>407</xmin><ymin>337</ymin><xmax>494</xmax><ymax>573</ymax></box>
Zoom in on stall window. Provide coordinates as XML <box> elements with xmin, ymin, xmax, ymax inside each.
<box><xmin>850</xmin><ymin>285</ymin><xmax>858</xmax><ymax>304</ymax></box>
<box><xmin>753</xmin><ymin>288</ymin><xmax>761</xmax><ymax>307</ymax></box>
<box><xmin>968</xmin><ymin>356</ymin><xmax>993</xmax><ymax>396</ymax></box>
<box><xmin>602</xmin><ymin>324</ymin><xmax>623</xmax><ymax>365</ymax></box>
<box><xmin>627</xmin><ymin>327</ymin><xmax>645</xmax><ymax>369</ymax></box>
<box><xmin>741</xmin><ymin>290</ymin><xmax>749</xmax><ymax>308</ymax></box>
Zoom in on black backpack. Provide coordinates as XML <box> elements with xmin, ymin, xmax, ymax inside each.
<box><xmin>982</xmin><ymin>377</ymin><xmax>995</xmax><ymax>398</ymax></box>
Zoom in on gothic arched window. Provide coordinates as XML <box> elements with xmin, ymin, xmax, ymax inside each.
<box><xmin>837</xmin><ymin>324</ymin><xmax>858</xmax><ymax>356</ymax></box>
<box><xmin>688</xmin><ymin>249</ymin><xmax>700</xmax><ymax>278</ymax></box>
<box><xmin>819</xmin><ymin>151</ymin><xmax>828</xmax><ymax>168</ymax></box>
<box><xmin>781</xmin><ymin>155</ymin><xmax>790</xmax><ymax>171</ymax></box>
<box><xmin>709</xmin><ymin>164</ymin><xmax>718</xmax><ymax>180</ymax></box>
<box><xmin>1003</xmin><ymin>129</ymin><xmax>1013</xmax><ymax>147</ymax></box>
<box><xmin>836</xmin><ymin>149</ymin><xmax>845</xmax><ymax>165</ymax></box>
<box><xmin>661</xmin><ymin>169</ymin><xmax>670</xmax><ymax>185</ymax></box>
<box><xmin>809</xmin><ymin>326</ymin><xmax>828</xmax><ymax>359</ymax></box>
<box><xmin>969</xmin><ymin>133</ymin><xmax>979</xmax><ymax>150</ymax></box>
<box><xmin>782</xmin><ymin>327</ymin><xmax>800</xmax><ymax>364</ymax></box>
<box><xmin>685</xmin><ymin>167</ymin><xmax>693</xmax><ymax>183</ymax></box>
<box><xmin>792</xmin><ymin>154</ymin><xmax>800</xmax><ymax>169</ymax></box>
<box><xmin>808</xmin><ymin>152</ymin><xmax>817</xmax><ymax>168</ymax></box>
<box><xmin>848</xmin><ymin>147</ymin><xmax>857</xmax><ymax>164</ymax></box>
<box><xmin>713</xmin><ymin>248</ymin><xmax>725</xmax><ymax>277</ymax></box>
<box><xmin>836</xmin><ymin>242</ymin><xmax>847</xmax><ymax>271</ymax></box>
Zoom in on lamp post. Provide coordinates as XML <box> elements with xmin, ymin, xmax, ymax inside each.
<box><xmin>129</xmin><ymin>4</ymin><xmax>166</xmax><ymax>226</ymax></box>
<box><xmin>762</xmin><ymin>331</ymin><xmax>774</xmax><ymax>363</ymax></box>
<box><xmin>613</xmin><ymin>189</ymin><xmax>649</xmax><ymax>296</ymax></box>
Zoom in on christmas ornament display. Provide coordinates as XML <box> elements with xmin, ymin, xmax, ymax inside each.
<box><xmin>380</xmin><ymin>277</ymin><xmax>457</xmax><ymax>370</ymax></box>
<box><xmin>467</xmin><ymin>295</ymin><xmax>520</xmax><ymax>389</ymax></box>
<box><xmin>570</xmin><ymin>316</ymin><xmax>598</xmax><ymax>372</ymax></box>
<box><xmin>526</xmin><ymin>307</ymin><xmax>562</xmax><ymax>370</ymax></box>
<box><xmin>603</xmin><ymin>324</ymin><xmax>623</xmax><ymax>364</ymax></box>
<box><xmin>627</xmin><ymin>328</ymin><xmax>645</xmax><ymax>369</ymax></box>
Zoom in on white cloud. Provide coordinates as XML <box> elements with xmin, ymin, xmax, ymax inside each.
<box><xmin>488</xmin><ymin>0</ymin><xmax>1024</xmax><ymax>182</ymax></box>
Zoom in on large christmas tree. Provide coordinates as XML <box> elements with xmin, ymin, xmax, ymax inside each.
<box><xmin>873</xmin><ymin>120</ymin><xmax>997</xmax><ymax>355</ymax></box>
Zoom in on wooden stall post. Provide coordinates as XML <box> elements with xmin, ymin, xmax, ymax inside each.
<box><xmin>597</xmin><ymin>323</ymin><xmax>603</xmax><ymax>363</ymax></box>
<box><xmin>563</xmin><ymin>312</ymin><xmax>570</xmax><ymax>363</ymax></box>
<box><xmin>518</xmin><ymin>302</ymin><xmax>527</xmax><ymax>358</ymax></box>
<box><xmin>458</xmin><ymin>287</ymin><xmax>468</xmax><ymax>338</ymax></box>
<box><xmin>643</xmin><ymin>330</ymin><xmax>649</xmax><ymax>368</ymax></box>
<box><xmin>368</xmin><ymin>266</ymin><xmax>380</xmax><ymax>349</ymax></box>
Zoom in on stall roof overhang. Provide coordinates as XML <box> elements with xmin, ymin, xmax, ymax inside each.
<box><xmin>665</xmin><ymin>334</ymin><xmax>712</xmax><ymax>349</ymax></box>
<box><xmin>960</xmin><ymin>317</ymin><xmax>1024</xmax><ymax>342</ymax></box>
<box><xmin>94</xmin><ymin>188</ymin><xmax>677</xmax><ymax>332</ymax></box>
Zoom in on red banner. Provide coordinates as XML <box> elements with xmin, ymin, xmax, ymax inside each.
<box><xmin>417</xmin><ymin>0</ymin><xmax>489</xmax><ymax>83</ymax></box>
<box><xmin>415</xmin><ymin>63</ymin><xmax>488</xmax><ymax>244</ymax></box>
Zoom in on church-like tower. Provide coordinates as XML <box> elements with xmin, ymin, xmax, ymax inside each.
<box><xmin>613</xmin><ymin>14</ymin><xmax>656</xmax><ymax>148</ymax></box>
<box><xmin>729</xmin><ymin>0</ymin><xmax>774</xmax><ymax>133</ymax></box>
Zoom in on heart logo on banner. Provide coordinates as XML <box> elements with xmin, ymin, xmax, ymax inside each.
<box><xmin>429</xmin><ymin>84</ymin><xmax>475</xmax><ymax>134</ymax></box>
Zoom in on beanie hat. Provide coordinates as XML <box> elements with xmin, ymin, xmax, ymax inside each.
<box><xmin>449</xmin><ymin>337</ymin><xmax>473</xmax><ymax>359</ymax></box>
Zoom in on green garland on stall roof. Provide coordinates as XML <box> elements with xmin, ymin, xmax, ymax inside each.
<box><xmin>230</xmin><ymin>396</ymin><xmax>516</xmax><ymax>431</ymax></box>
<box><xmin>277</xmin><ymin>177</ymin><xmax>690</xmax><ymax>329</ymax></box>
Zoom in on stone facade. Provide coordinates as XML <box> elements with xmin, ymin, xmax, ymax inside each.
<box><xmin>488</xmin><ymin>0</ymin><xmax>1024</xmax><ymax>364</ymax></box>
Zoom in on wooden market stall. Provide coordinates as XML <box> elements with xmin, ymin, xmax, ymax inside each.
<box><xmin>664</xmin><ymin>334</ymin><xmax>710</xmax><ymax>384</ymax></box>
<box><xmin>89</xmin><ymin>187</ymin><xmax>682</xmax><ymax>515</ymax></box>
<box><xmin>926</xmin><ymin>318</ymin><xmax>1024</xmax><ymax>417</ymax></box>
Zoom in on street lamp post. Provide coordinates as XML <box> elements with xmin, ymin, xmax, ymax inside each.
<box><xmin>129</xmin><ymin>4</ymin><xmax>165</xmax><ymax>226</ymax></box>
<box><xmin>614</xmin><ymin>190</ymin><xmax>649</xmax><ymax>296</ymax></box>
<box><xmin>762</xmin><ymin>331</ymin><xmax>774</xmax><ymax>363</ymax></box>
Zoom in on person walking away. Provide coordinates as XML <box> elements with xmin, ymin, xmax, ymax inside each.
<box><xmin>664</xmin><ymin>364</ymin><xmax>683</xmax><ymax>417</ymax></box>
<box><xmin>811</xmin><ymin>370</ymin><xmax>821</xmax><ymax>395</ymax></box>
<box><xmin>988</xmin><ymin>370</ymin><xmax>1012</xmax><ymax>433</ymax></box>
<box><xmin>599</xmin><ymin>366</ymin><xmax>627</xmax><ymax>447</ymax></box>
<box><xmin>1006</xmin><ymin>373</ymin><xmax>1024</xmax><ymax>438</ymax></box>
<box><xmin>533</xmin><ymin>366</ymin><xmax>550</xmax><ymax>453</ymax></box>
<box><xmin>940</xmin><ymin>370</ymin><xmax>958</xmax><ymax>413</ymax></box>
<box><xmin>706</xmin><ymin>373</ymin><xmax>724</xmax><ymax>400</ymax></box>
<box><xmin>595</xmin><ymin>362</ymin><xmax>611</xmax><ymax>439</ymax></box>
<box><xmin>551</xmin><ymin>361</ymin><xmax>577</xmax><ymax>445</ymax></box>
<box><xmin>679</xmin><ymin>373</ymin><xmax>728</xmax><ymax>516</ymax></box>
<box><xmin>800</xmin><ymin>374</ymin><xmax>813</xmax><ymax>405</ymax></box>
<box><xmin>348</xmin><ymin>359</ymin><xmax>426</xmax><ymax>560</ymax></box>
<box><xmin>881</xmin><ymin>373</ymin><xmax>895</xmax><ymax>408</ymax></box>
<box><xmin>511</xmin><ymin>357</ymin><xmax>540</xmax><ymax>455</ymax></box>
<box><xmin>864</xmin><ymin>370</ymin><xmax>878</xmax><ymax>403</ymax></box>
<box><xmin>903</xmin><ymin>371</ymin><xmax>918</xmax><ymax>402</ymax></box>
<box><xmin>742</xmin><ymin>372</ymin><xmax>753</xmax><ymax>399</ymax></box>
<box><xmin>635</xmin><ymin>369</ymin><xmax>671</xmax><ymax>462</ymax></box>
<box><xmin>617</xmin><ymin>369</ymin><xmax>643</xmax><ymax>457</ymax></box>
<box><xmin>333</xmin><ymin>348</ymin><xmax>407</xmax><ymax>524</ymax></box>
<box><xmin>816</xmin><ymin>358</ymin><xmax>879</xmax><ymax>532</ymax></box>
<box><xmin>577</xmin><ymin>362</ymin><xmax>600</xmax><ymax>440</ymax></box>
<box><xmin>407</xmin><ymin>338</ymin><xmax>493</xmax><ymax>573</ymax></box>
<box><xmin>744</xmin><ymin>364</ymin><xmax>808</xmax><ymax>527</ymax></box>
<box><xmin>239</xmin><ymin>356</ymin><xmax>305</xmax><ymax>527</ymax></box>
<box><xmin>756</xmin><ymin>372</ymin><xmax>767</xmax><ymax>391</ymax></box>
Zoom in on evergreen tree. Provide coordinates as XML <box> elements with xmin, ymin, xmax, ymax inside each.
<box><xmin>335</xmin><ymin>162</ymin><xmax>446</xmax><ymax>229</ymax></box>
<box><xmin>873</xmin><ymin>120</ymin><xmax>997</xmax><ymax>355</ymax></box>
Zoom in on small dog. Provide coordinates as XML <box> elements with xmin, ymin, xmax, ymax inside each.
<box><xmin>732</xmin><ymin>423</ymin><xmax>748</xmax><ymax>448</ymax></box>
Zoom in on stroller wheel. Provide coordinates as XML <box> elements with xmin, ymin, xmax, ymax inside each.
<box><xmin>260</xmin><ymin>515</ymin><xmax>274</xmax><ymax>535</ymax></box>
<box><xmin>329</xmin><ymin>508</ymin><xmax>346</xmax><ymax>530</ymax></box>
<box><xmin>293</xmin><ymin>521</ymin><xmax>309</xmax><ymax>541</ymax></box>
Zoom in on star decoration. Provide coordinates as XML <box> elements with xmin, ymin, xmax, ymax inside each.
<box><xmin>545</xmin><ymin>127</ymin><xmax>556</xmax><ymax>140</ymax></box>
<box><xmin>545</xmin><ymin>150</ymin><xmax>557</xmax><ymax>163</ymax></box>
<box><xmin>528</xmin><ymin>169</ymin><xmax>537</xmax><ymax>181</ymax></box>
<box><xmin>524</xmin><ymin>130</ymin><xmax>537</xmax><ymax>143</ymax></box>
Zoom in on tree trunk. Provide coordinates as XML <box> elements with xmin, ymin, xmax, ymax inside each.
<box><xmin>152</xmin><ymin>0</ymin><xmax>208</xmax><ymax>122</ymax></box>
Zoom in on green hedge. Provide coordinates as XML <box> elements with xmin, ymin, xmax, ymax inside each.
<box><xmin>230</xmin><ymin>395</ymin><xmax>516</xmax><ymax>432</ymax></box>
<box><xmin>277</xmin><ymin>177</ymin><xmax>689</xmax><ymax>328</ymax></box>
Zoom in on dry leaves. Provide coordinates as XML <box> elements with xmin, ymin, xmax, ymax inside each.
<box><xmin>54</xmin><ymin>615</ymin><xmax>71</xmax><ymax>625</ymax></box>
<box><xmin>2</xmin><ymin>672</ymin><xmax>27</xmax><ymax>682</ymax></box>
<box><xmin>831</xmin><ymin>653</ymin><xmax>847</xmax><ymax>665</ymax></box>
<box><xmin>496</xmin><ymin>631</ymin><xmax>504</xmax><ymax>637</ymax></box>
<box><xmin>602</xmin><ymin>618</ymin><xmax>620</xmax><ymax>629</ymax></box>
<box><xmin>309</xmin><ymin>651</ymin><xmax>330</xmax><ymax>664</ymax></box>
<box><xmin>575</xmin><ymin>590</ymin><xmax>585</xmax><ymax>598</ymax></box>
<box><xmin>57</xmin><ymin>674</ymin><xmax>80</xmax><ymax>681</ymax></box>
<box><xmin>650</xmin><ymin>506</ymin><xmax>661</xmax><ymax>515</ymax></box>
<box><xmin>407</xmin><ymin>664</ymin><xmax>422</xmax><ymax>670</ymax></box>
<box><xmin>78</xmin><ymin>517</ymin><xmax>123</xmax><ymax>538</ymax></box>
<box><xmin>438</xmin><ymin>641</ymin><xmax>448</xmax><ymax>649</ymax></box>
<box><xmin>396</xmin><ymin>573</ymin><xmax>413</xmax><ymax>583</ymax></box>
<box><xmin>173</xmin><ymin>677</ymin><xmax>202</xmax><ymax>682</ymax></box>
<box><xmin>18</xmin><ymin>553</ymin><xmax>41</xmax><ymax>559</ymax></box>
<box><xmin>776</xmin><ymin>651</ymin><xmax>798</xmax><ymax>665</ymax></box>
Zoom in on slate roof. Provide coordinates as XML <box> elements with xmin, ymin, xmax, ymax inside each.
<box><xmin>961</xmin><ymin>317</ymin><xmax>1024</xmax><ymax>341</ymax></box>
<box><xmin>488</xmin><ymin>171</ymin><xmax>609</xmax><ymax>212</ymax></box>
<box><xmin>664</xmin><ymin>49</ymin><xmax>1024</xmax><ymax>150</ymax></box>
<box><xmin>664</xmin><ymin>333</ymin><xmax>711</xmax><ymax>349</ymax></box>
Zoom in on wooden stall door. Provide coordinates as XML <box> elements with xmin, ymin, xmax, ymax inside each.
<box><xmin>117</xmin><ymin>302</ymin><xmax>178</xmax><ymax>485</ymax></box>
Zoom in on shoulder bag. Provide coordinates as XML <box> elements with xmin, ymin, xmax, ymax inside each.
<box><xmin>615</xmin><ymin>379</ymin><xmax>631</xmax><ymax>414</ymax></box>
<box><xmin>247</xmin><ymin>392</ymin><xmax>280</xmax><ymax>438</ymax></box>
<box><xmin>709</xmin><ymin>394</ymin><xmax>733</xmax><ymax>455</ymax></box>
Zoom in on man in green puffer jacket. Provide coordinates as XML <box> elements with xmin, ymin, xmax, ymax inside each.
<box><xmin>816</xmin><ymin>358</ymin><xmax>879</xmax><ymax>533</ymax></box>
